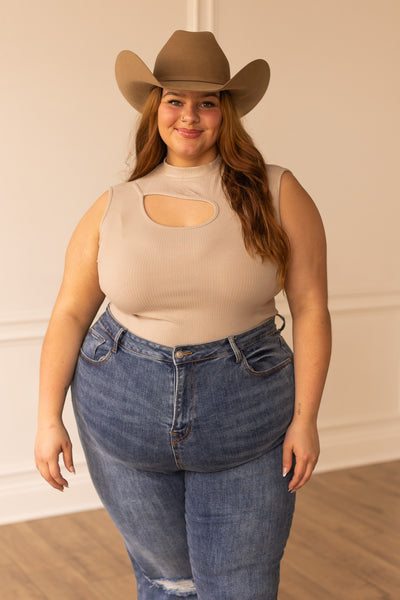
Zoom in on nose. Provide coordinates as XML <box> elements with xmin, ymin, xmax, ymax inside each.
<box><xmin>180</xmin><ymin>102</ymin><xmax>200</xmax><ymax>123</ymax></box>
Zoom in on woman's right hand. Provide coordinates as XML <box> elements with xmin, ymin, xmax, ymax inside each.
<box><xmin>34</xmin><ymin>421</ymin><xmax>75</xmax><ymax>491</ymax></box>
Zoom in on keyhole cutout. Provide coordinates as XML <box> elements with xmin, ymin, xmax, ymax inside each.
<box><xmin>144</xmin><ymin>195</ymin><xmax>216</xmax><ymax>227</ymax></box>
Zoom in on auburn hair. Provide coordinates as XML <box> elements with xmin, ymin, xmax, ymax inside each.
<box><xmin>127</xmin><ymin>87</ymin><xmax>290</xmax><ymax>288</ymax></box>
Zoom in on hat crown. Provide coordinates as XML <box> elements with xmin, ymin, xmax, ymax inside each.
<box><xmin>115</xmin><ymin>30</ymin><xmax>270</xmax><ymax>116</ymax></box>
<box><xmin>154</xmin><ymin>30</ymin><xmax>230</xmax><ymax>85</ymax></box>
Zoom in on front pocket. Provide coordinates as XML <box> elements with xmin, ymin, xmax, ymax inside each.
<box><xmin>240</xmin><ymin>335</ymin><xmax>293</xmax><ymax>377</ymax></box>
<box><xmin>79</xmin><ymin>327</ymin><xmax>113</xmax><ymax>365</ymax></box>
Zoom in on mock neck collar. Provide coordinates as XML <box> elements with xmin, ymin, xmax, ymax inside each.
<box><xmin>158</xmin><ymin>155</ymin><xmax>221</xmax><ymax>178</ymax></box>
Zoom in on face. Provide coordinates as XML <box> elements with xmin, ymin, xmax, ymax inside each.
<box><xmin>157</xmin><ymin>89</ymin><xmax>222</xmax><ymax>167</ymax></box>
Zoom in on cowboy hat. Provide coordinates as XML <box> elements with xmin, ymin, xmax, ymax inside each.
<box><xmin>115</xmin><ymin>30</ymin><xmax>270</xmax><ymax>117</ymax></box>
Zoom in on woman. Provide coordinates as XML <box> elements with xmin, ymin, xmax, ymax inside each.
<box><xmin>35</xmin><ymin>30</ymin><xmax>331</xmax><ymax>599</ymax></box>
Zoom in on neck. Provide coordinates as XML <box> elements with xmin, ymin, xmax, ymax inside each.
<box><xmin>165</xmin><ymin>148</ymin><xmax>218</xmax><ymax>168</ymax></box>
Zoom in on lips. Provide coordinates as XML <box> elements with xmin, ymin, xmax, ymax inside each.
<box><xmin>175</xmin><ymin>128</ymin><xmax>203</xmax><ymax>139</ymax></box>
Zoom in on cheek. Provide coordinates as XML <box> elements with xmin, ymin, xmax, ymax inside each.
<box><xmin>157</xmin><ymin>108</ymin><xmax>174</xmax><ymax>145</ymax></box>
<box><xmin>158</xmin><ymin>105</ymin><xmax>178</xmax><ymax>130</ymax></box>
<box><xmin>208</xmin><ymin>111</ymin><xmax>222</xmax><ymax>136</ymax></box>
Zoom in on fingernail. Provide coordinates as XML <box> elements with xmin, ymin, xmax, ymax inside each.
<box><xmin>69</xmin><ymin>465</ymin><xmax>76</xmax><ymax>474</ymax></box>
<box><xmin>282</xmin><ymin>468</ymin><xmax>288</xmax><ymax>478</ymax></box>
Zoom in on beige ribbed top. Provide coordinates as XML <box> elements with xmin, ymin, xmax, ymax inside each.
<box><xmin>98</xmin><ymin>157</ymin><xmax>288</xmax><ymax>347</ymax></box>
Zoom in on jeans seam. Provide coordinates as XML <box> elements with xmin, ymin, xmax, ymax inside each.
<box><xmin>78</xmin><ymin>349</ymin><xmax>114</xmax><ymax>366</ymax></box>
<box><xmin>119</xmin><ymin>343</ymin><xmax>173</xmax><ymax>362</ymax></box>
<box><xmin>238</xmin><ymin>331</ymin><xmax>279</xmax><ymax>352</ymax></box>
<box><xmin>99</xmin><ymin>317</ymin><xmax>281</xmax><ymax>367</ymax></box>
<box><xmin>88</xmin><ymin>327</ymin><xmax>106</xmax><ymax>343</ymax></box>
<box><xmin>170</xmin><ymin>362</ymin><xmax>195</xmax><ymax>443</ymax></box>
<box><xmin>241</xmin><ymin>356</ymin><xmax>293</xmax><ymax>377</ymax></box>
<box><xmin>179</xmin><ymin>360</ymin><xmax>195</xmax><ymax>443</ymax></box>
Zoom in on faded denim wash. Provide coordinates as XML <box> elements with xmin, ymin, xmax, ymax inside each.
<box><xmin>71</xmin><ymin>306</ymin><xmax>296</xmax><ymax>599</ymax></box>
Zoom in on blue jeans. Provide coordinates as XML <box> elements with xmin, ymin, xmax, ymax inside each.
<box><xmin>71</xmin><ymin>306</ymin><xmax>296</xmax><ymax>599</ymax></box>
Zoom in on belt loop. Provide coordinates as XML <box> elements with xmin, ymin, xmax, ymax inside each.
<box><xmin>276</xmin><ymin>314</ymin><xmax>286</xmax><ymax>333</ymax></box>
<box><xmin>112</xmin><ymin>327</ymin><xmax>125</xmax><ymax>353</ymax></box>
<box><xmin>228</xmin><ymin>336</ymin><xmax>243</xmax><ymax>364</ymax></box>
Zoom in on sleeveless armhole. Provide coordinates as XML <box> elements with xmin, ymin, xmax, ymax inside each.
<box><xmin>266</xmin><ymin>165</ymin><xmax>291</xmax><ymax>226</ymax></box>
<box><xmin>99</xmin><ymin>187</ymin><xmax>114</xmax><ymax>247</ymax></box>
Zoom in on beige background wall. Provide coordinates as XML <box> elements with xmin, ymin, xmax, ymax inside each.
<box><xmin>1</xmin><ymin>0</ymin><xmax>399</xmax><ymax>524</ymax></box>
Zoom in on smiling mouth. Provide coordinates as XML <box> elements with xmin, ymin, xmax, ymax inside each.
<box><xmin>175</xmin><ymin>128</ymin><xmax>203</xmax><ymax>139</ymax></box>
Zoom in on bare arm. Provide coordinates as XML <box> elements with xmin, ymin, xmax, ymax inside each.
<box><xmin>279</xmin><ymin>172</ymin><xmax>332</xmax><ymax>491</ymax></box>
<box><xmin>34</xmin><ymin>191</ymin><xmax>109</xmax><ymax>490</ymax></box>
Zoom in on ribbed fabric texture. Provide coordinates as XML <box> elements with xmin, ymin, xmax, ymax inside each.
<box><xmin>98</xmin><ymin>157</ymin><xmax>288</xmax><ymax>347</ymax></box>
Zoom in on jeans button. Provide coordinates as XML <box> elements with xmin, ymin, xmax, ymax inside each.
<box><xmin>175</xmin><ymin>350</ymin><xmax>185</xmax><ymax>359</ymax></box>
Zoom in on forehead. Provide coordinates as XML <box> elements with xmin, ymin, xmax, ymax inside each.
<box><xmin>162</xmin><ymin>89</ymin><xmax>220</xmax><ymax>99</ymax></box>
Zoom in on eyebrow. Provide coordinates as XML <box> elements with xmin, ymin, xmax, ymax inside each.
<box><xmin>162</xmin><ymin>91</ymin><xmax>220</xmax><ymax>99</ymax></box>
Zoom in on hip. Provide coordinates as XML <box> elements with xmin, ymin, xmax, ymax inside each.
<box><xmin>72</xmin><ymin>306</ymin><xmax>295</xmax><ymax>472</ymax></box>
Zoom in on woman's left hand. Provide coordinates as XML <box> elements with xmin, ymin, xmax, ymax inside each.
<box><xmin>282</xmin><ymin>420</ymin><xmax>320</xmax><ymax>492</ymax></box>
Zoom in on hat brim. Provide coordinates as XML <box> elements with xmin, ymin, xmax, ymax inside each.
<box><xmin>115</xmin><ymin>51</ymin><xmax>270</xmax><ymax>117</ymax></box>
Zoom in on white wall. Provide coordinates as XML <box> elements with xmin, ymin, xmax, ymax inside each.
<box><xmin>1</xmin><ymin>0</ymin><xmax>399</xmax><ymax>524</ymax></box>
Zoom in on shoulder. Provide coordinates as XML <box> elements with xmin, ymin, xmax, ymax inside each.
<box><xmin>67</xmin><ymin>191</ymin><xmax>110</xmax><ymax>249</ymax></box>
<box><xmin>279</xmin><ymin>171</ymin><xmax>318</xmax><ymax>217</ymax></box>
<box><xmin>265</xmin><ymin>164</ymin><xmax>291</xmax><ymax>223</ymax></box>
<box><xmin>108</xmin><ymin>167</ymin><xmax>162</xmax><ymax>198</ymax></box>
<box><xmin>266</xmin><ymin>163</ymin><xmax>290</xmax><ymax>180</ymax></box>
<box><xmin>91</xmin><ymin>190</ymin><xmax>110</xmax><ymax>217</ymax></box>
<box><xmin>279</xmin><ymin>171</ymin><xmax>325</xmax><ymax>243</ymax></box>
<box><xmin>105</xmin><ymin>180</ymin><xmax>143</xmax><ymax>212</ymax></box>
<box><xmin>128</xmin><ymin>163</ymin><xmax>164</xmax><ymax>188</ymax></box>
<box><xmin>73</xmin><ymin>190</ymin><xmax>109</xmax><ymax>231</ymax></box>
<box><xmin>110</xmin><ymin>179</ymin><xmax>141</xmax><ymax>195</ymax></box>
<box><xmin>266</xmin><ymin>163</ymin><xmax>292</xmax><ymax>198</ymax></box>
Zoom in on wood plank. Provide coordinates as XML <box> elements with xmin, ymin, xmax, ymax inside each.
<box><xmin>0</xmin><ymin>564</ymin><xmax>46</xmax><ymax>600</ymax></box>
<box><xmin>0</xmin><ymin>521</ymin><xmax>66</xmax><ymax>573</ymax></box>
<box><xmin>90</xmin><ymin>575</ymin><xmax>137</xmax><ymax>600</ymax></box>
<box><xmin>279</xmin><ymin>562</ymin><xmax>337</xmax><ymax>600</ymax></box>
<box><xmin>26</xmin><ymin>567</ymin><xmax>109</xmax><ymax>600</ymax></box>
<box><xmin>280</xmin><ymin>460</ymin><xmax>400</xmax><ymax>599</ymax></box>
<box><xmin>28</xmin><ymin>514</ymin><xmax>131</xmax><ymax>581</ymax></box>
<box><xmin>0</xmin><ymin>460</ymin><xmax>398</xmax><ymax>599</ymax></box>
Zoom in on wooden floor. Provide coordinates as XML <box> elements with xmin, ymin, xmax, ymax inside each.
<box><xmin>1</xmin><ymin>460</ymin><xmax>399</xmax><ymax>599</ymax></box>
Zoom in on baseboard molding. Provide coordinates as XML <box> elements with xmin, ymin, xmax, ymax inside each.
<box><xmin>0</xmin><ymin>462</ymin><xmax>102</xmax><ymax>526</ymax></box>
<box><xmin>316</xmin><ymin>416</ymin><xmax>400</xmax><ymax>472</ymax></box>
<box><xmin>1</xmin><ymin>418</ymin><xmax>399</xmax><ymax>525</ymax></box>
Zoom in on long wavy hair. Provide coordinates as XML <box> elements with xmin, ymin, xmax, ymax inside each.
<box><xmin>127</xmin><ymin>87</ymin><xmax>290</xmax><ymax>288</ymax></box>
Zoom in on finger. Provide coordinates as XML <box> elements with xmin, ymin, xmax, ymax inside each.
<box><xmin>48</xmin><ymin>458</ymin><xmax>69</xmax><ymax>489</ymax></box>
<box><xmin>37</xmin><ymin>462</ymin><xmax>66</xmax><ymax>492</ymax></box>
<box><xmin>288</xmin><ymin>457</ymin><xmax>307</xmax><ymax>492</ymax></box>
<box><xmin>290</xmin><ymin>462</ymin><xmax>315</xmax><ymax>492</ymax></box>
<box><xmin>62</xmin><ymin>438</ymin><xmax>75</xmax><ymax>474</ymax></box>
<box><xmin>290</xmin><ymin>455</ymin><xmax>319</xmax><ymax>491</ymax></box>
<box><xmin>282</xmin><ymin>443</ymin><xmax>293</xmax><ymax>478</ymax></box>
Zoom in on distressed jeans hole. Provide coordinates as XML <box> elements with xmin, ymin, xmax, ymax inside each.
<box><xmin>151</xmin><ymin>577</ymin><xmax>197</xmax><ymax>596</ymax></box>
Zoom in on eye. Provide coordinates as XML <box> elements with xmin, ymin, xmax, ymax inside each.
<box><xmin>168</xmin><ymin>99</ymin><xmax>182</xmax><ymax>106</ymax></box>
<box><xmin>201</xmin><ymin>101</ymin><xmax>217</xmax><ymax>108</ymax></box>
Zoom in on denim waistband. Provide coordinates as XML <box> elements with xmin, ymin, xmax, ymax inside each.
<box><xmin>97</xmin><ymin>305</ymin><xmax>285</xmax><ymax>364</ymax></box>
